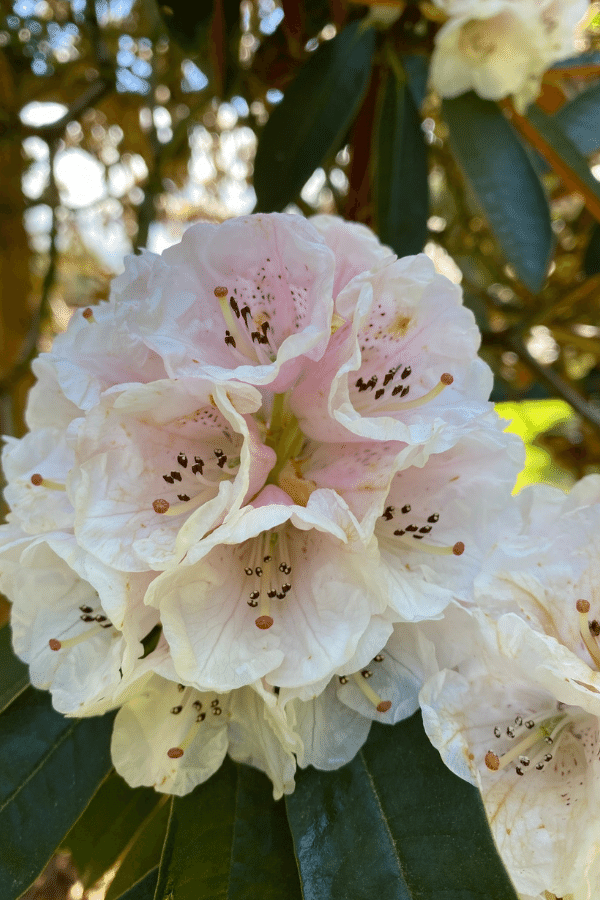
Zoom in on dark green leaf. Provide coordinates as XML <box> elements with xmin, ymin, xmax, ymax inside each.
<box><xmin>254</xmin><ymin>20</ymin><xmax>376</xmax><ymax>212</ymax></box>
<box><xmin>139</xmin><ymin>624</ymin><xmax>162</xmax><ymax>660</ymax></box>
<box><xmin>114</xmin><ymin>866</ymin><xmax>159</xmax><ymax>900</ymax></box>
<box><xmin>62</xmin><ymin>771</ymin><xmax>163</xmax><ymax>890</ymax></box>
<box><xmin>526</xmin><ymin>104</ymin><xmax>600</xmax><ymax>209</ymax></box>
<box><xmin>399</xmin><ymin>53</ymin><xmax>429</xmax><ymax>110</ymax></box>
<box><xmin>373</xmin><ymin>63</ymin><xmax>428</xmax><ymax>257</ymax></box>
<box><xmin>286</xmin><ymin>712</ymin><xmax>518</xmax><ymax>900</ymax></box>
<box><xmin>154</xmin><ymin>758</ymin><xmax>301</xmax><ymax>900</ymax></box>
<box><xmin>105</xmin><ymin>793</ymin><xmax>170</xmax><ymax>900</ymax></box>
<box><xmin>584</xmin><ymin>222</ymin><xmax>600</xmax><ymax>277</ymax></box>
<box><xmin>0</xmin><ymin>624</ymin><xmax>28</xmax><ymax>715</ymax></box>
<box><xmin>0</xmin><ymin>687</ymin><xmax>115</xmax><ymax>900</ymax></box>
<box><xmin>157</xmin><ymin>0</ymin><xmax>214</xmax><ymax>54</ymax></box>
<box><xmin>554</xmin><ymin>83</ymin><xmax>600</xmax><ymax>155</ymax></box>
<box><xmin>443</xmin><ymin>93</ymin><xmax>553</xmax><ymax>292</ymax></box>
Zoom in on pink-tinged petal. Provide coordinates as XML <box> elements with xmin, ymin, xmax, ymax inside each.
<box><xmin>309</xmin><ymin>214</ymin><xmax>394</xmax><ymax>297</ymax></box>
<box><xmin>71</xmin><ymin>379</ymin><xmax>273</xmax><ymax>571</ymax></box>
<box><xmin>376</xmin><ymin>416</ymin><xmax>524</xmax><ymax>619</ymax></box>
<box><xmin>293</xmin><ymin>254</ymin><xmax>493</xmax><ymax>452</ymax></box>
<box><xmin>145</xmin><ymin>213</ymin><xmax>336</xmax><ymax>391</ymax></box>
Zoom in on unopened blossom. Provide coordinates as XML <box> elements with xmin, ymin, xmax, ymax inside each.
<box><xmin>421</xmin><ymin>478</ymin><xmax>600</xmax><ymax>898</ymax></box>
<box><xmin>430</xmin><ymin>0</ymin><xmax>589</xmax><ymax>112</ymax></box>
<box><xmin>0</xmin><ymin>211</ymin><xmax>520</xmax><ymax>796</ymax></box>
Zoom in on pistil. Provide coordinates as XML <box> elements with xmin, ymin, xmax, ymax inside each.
<box><xmin>31</xmin><ymin>474</ymin><xmax>66</xmax><ymax>491</ymax></box>
<box><xmin>351</xmin><ymin>671</ymin><xmax>392</xmax><ymax>713</ymax></box>
<box><xmin>376</xmin><ymin>373</ymin><xmax>453</xmax><ymax>414</ymax></box>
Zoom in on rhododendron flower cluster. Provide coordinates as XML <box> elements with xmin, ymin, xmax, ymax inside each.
<box><xmin>0</xmin><ymin>213</ymin><xmax>522</xmax><ymax>804</ymax></box>
<box><xmin>430</xmin><ymin>0</ymin><xmax>589</xmax><ymax>112</ymax></box>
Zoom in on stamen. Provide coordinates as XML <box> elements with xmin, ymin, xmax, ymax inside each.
<box><xmin>576</xmin><ymin>600</ymin><xmax>600</xmax><ymax>669</ymax></box>
<box><xmin>30</xmin><ymin>474</ymin><xmax>66</xmax><ymax>491</ymax></box>
<box><xmin>82</xmin><ymin>307</ymin><xmax>96</xmax><ymax>322</ymax></box>
<box><xmin>375</xmin><ymin>374</ymin><xmax>454</xmax><ymax>414</ymax></box>
<box><xmin>350</xmin><ymin>671</ymin><xmax>392</xmax><ymax>713</ymax></box>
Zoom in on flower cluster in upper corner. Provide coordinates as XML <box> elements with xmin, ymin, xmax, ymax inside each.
<box><xmin>2</xmin><ymin>211</ymin><xmax>600</xmax><ymax>899</ymax></box>
<box><xmin>429</xmin><ymin>0</ymin><xmax>590</xmax><ymax>112</ymax></box>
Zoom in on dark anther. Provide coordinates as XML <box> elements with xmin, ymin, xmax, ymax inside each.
<box><xmin>375</xmin><ymin>389</ymin><xmax>385</xmax><ymax>400</ymax></box>
<box><xmin>80</xmin><ymin>605</ymin><xmax>93</xmax><ymax>613</ymax></box>
<box><xmin>177</xmin><ymin>453</ymin><xmax>188</xmax><ymax>468</ymax></box>
<box><xmin>80</xmin><ymin>614</ymin><xmax>95</xmax><ymax>622</ymax></box>
<box><xmin>401</xmin><ymin>366</ymin><xmax>411</xmax><ymax>379</ymax></box>
<box><xmin>419</xmin><ymin>525</ymin><xmax>432</xmax><ymax>534</ymax></box>
<box><xmin>383</xmin><ymin>506</ymin><xmax>394</xmax><ymax>520</ymax></box>
<box><xmin>177</xmin><ymin>494</ymin><xmax>190</xmax><ymax>502</ymax></box>
<box><xmin>392</xmin><ymin>385</ymin><xmax>403</xmax><ymax>396</ymax></box>
<box><xmin>163</xmin><ymin>474</ymin><xmax>175</xmax><ymax>483</ymax></box>
<box><xmin>95</xmin><ymin>615</ymin><xmax>107</xmax><ymax>622</ymax></box>
<box><xmin>255</xmin><ymin>566</ymin><xmax>263</xmax><ymax>576</ymax></box>
<box><xmin>267</xmin><ymin>589</ymin><xmax>277</xmax><ymax>598</ymax></box>
<box><xmin>225</xmin><ymin>332</ymin><xmax>236</xmax><ymax>347</ymax></box>
<box><xmin>401</xmin><ymin>504</ymin><xmax>411</xmax><ymax>514</ymax></box>
<box><xmin>217</xmin><ymin>455</ymin><xmax>227</xmax><ymax>469</ymax></box>
<box><xmin>427</xmin><ymin>513</ymin><xmax>440</xmax><ymax>523</ymax></box>
<box><xmin>244</xmin><ymin>567</ymin><xmax>253</xmax><ymax>575</ymax></box>
<box><xmin>170</xmin><ymin>471</ymin><xmax>182</xmax><ymax>482</ymax></box>
<box><xmin>193</xmin><ymin>700</ymin><xmax>202</xmax><ymax>710</ymax></box>
<box><xmin>401</xmin><ymin>386</ymin><xmax>409</xmax><ymax>397</ymax></box>
<box><xmin>241</xmin><ymin>306</ymin><xmax>251</xmax><ymax>325</ymax></box>
<box><xmin>406</xmin><ymin>524</ymin><xmax>418</xmax><ymax>532</ymax></box>
<box><xmin>249</xmin><ymin>591</ymin><xmax>260</xmax><ymax>600</ymax></box>
<box><xmin>211</xmin><ymin>699</ymin><xmax>220</xmax><ymax>707</ymax></box>
<box><xmin>230</xmin><ymin>297</ymin><xmax>240</xmax><ymax>317</ymax></box>
<box><xmin>383</xmin><ymin>370</ymin><xmax>395</xmax><ymax>386</ymax></box>
<box><xmin>171</xmin><ymin>706</ymin><xmax>183</xmax><ymax>714</ymax></box>
<box><xmin>393</xmin><ymin>529</ymin><xmax>405</xmax><ymax>536</ymax></box>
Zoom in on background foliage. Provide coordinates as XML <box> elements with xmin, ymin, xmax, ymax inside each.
<box><xmin>2</xmin><ymin>0</ymin><xmax>600</xmax><ymax>897</ymax></box>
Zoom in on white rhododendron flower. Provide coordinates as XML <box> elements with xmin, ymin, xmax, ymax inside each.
<box><xmin>421</xmin><ymin>478</ymin><xmax>600</xmax><ymax>898</ymax></box>
<box><xmin>430</xmin><ymin>0</ymin><xmax>589</xmax><ymax>112</ymax></box>
<box><xmin>0</xmin><ymin>211</ymin><xmax>522</xmax><ymax>797</ymax></box>
<box><xmin>111</xmin><ymin>675</ymin><xmax>302</xmax><ymax>799</ymax></box>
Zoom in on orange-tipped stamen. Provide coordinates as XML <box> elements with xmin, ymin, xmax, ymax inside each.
<box><xmin>377</xmin><ymin>374</ymin><xmax>454</xmax><ymax>414</ymax></box>
<box><xmin>31</xmin><ymin>474</ymin><xmax>66</xmax><ymax>491</ymax></box>
<box><xmin>576</xmin><ymin>600</ymin><xmax>600</xmax><ymax>669</ymax></box>
<box><xmin>82</xmin><ymin>307</ymin><xmax>96</xmax><ymax>322</ymax></box>
<box><xmin>351</xmin><ymin>671</ymin><xmax>392</xmax><ymax>713</ymax></box>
